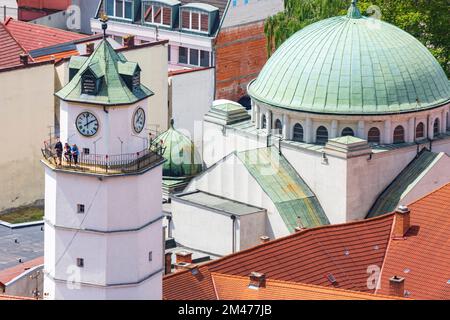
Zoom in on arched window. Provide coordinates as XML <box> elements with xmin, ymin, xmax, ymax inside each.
<box><xmin>293</xmin><ymin>123</ymin><xmax>304</xmax><ymax>142</ymax></box>
<box><xmin>393</xmin><ymin>125</ymin><xmax>405</xmax><ymax>144</ymax></box>
<box><xmin>261</xmin><ymin>115</ymin><xmax>267</xmax><ymax>129</ymax></box>
<box><xmin>341</xmin><ymin>127</ymin><xmax>354</xmax><ymax>137</ymax></box>
<box><xmin>368</xmin><ymin>127</ymin><xmax>380</xmax><ymax>144</ymax></box>
<box><xmin>316</xmin><ymin>126</ymin><xmax>328</xmax><ymax>145</ymax></box>
<box><xmin>415</xmin><ymin>122</ymin><xmax>425</xmax><ymax>139</ymax></box>
<box><xmin>274</xmin><ymin>119</ymin><xmax>282</xmax><ymax>135</ymax></box>
<box><xmin>433</xmin><ymin>118</ymin><xmax>440</xmax><ymax>138</ymax></box>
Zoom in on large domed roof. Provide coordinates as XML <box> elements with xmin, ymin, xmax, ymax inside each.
<box><xmin>151</xmin><ymin>120</ymin><xmax>202</xmax><ymax>178</ymax></box>
<box><xmin>248</xmin><ymin>3</ymin><xmax>450</xmax><ymax>115</ymax></box>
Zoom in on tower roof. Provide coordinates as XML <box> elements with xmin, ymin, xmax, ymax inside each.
<box><xmin>248</xmin><ymin>1</ymin><xmax>450</xmax><ymax>115</ymax></box>
<box><xmin>153</xmin><ymin>120</ymin><xmax>202</xmax><ymax>178</ymax></box>
<box><xmin>55</xmin><ymin>39</ymin><xmax>153</xmax><ymax>106</ymax></box>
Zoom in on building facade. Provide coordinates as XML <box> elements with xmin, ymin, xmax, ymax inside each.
<box><xmin>42</xmin><ymin>31</ymin><xmax>165</xmax><ymax>299</ymax></box>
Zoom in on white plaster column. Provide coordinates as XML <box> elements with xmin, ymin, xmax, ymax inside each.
<box><xmin>330</xmin><ymin>120</ymin><xmax>338</xmax><ymax>138</ymax></box>
<box><xmin>305</xmin><ymin>117</ymin><xmax>313</xmax><ymax>143</ymax></box>
<box><xmin>407</xmin><ymin>117</ymin><xmax>415</xmax><ymax>143</ymax></box>
<box><xmin>254</xmin><ymin>104</ymin><xmax>260</xmax><ymax>129</ymax></box>
<box><xmin>357</xmin><ymin>120</ymin><xmax>365</xmax><ymax>139</ymax></box>
<box><xmin>384</xmin><ymin>119</ymin><xmax>392</xmax><ymax>144</ymax></box>
<box><xmin>428</xmin><ymin>116</ymin><xmax>434</xmax><ymax>139</ymax></box>
<box><xmin>282</xmin><ymin>114</ymin><xmax>290</xmax><ymax>139</ymax></box>
<box><xmin>266</xmin><ymin>110</ymin><xmax>272</xmax><ymax>132</ymax></box>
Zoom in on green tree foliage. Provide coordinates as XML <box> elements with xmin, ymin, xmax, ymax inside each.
<box><xmin>264</xmin><ymin>0</ymin><xmax>450</xmax><ymax>76</ymax></box>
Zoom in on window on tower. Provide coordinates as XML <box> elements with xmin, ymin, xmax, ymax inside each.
<box><xmin>77</xmin><ymin>258</ymin><xmax>84</xmax><ymax>267</ymax></box>
<box><xmin>77</xmin><ymin>204</ymin><xmax>85</xmax><ymax>214</ymax></box>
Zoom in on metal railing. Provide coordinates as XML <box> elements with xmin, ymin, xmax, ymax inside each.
<box><xmin>1</xmin><ymin>5</ymin><xmax>18</xmax><ymax>21</ymax></box>
<box><xmin>42</xmin><ymin>138</ymin><xmax>165</xmax><ymax>175</ymax></box>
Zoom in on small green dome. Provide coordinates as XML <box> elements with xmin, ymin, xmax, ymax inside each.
<box><xmin>248</xmin><ymin>9</ymin><xmax>450</xmax><ymax>115</ymax></box>
<box><xmin>152</xmin><ymin>121</ymin><xmax>202</xmax><ymax>178</ymax></box>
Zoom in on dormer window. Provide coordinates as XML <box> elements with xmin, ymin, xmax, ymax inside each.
<box><xmin>143</xmin><ymin>1</ymin><xmax>174</xmax><ymax>27</ymax></box>
<box><xmin>181</xmin><ymin>9</ymin><xmax>209</xmax><ymax>33</ymax></box>
<box><xmin>80</xmin><ymin>66</ymin><xmax>103</xmax><ymax>95</ymax></box>
<box><xmin>106</xmin><ymin>0</ymin><xmax>133</xmax><ymax>20</ymax></box>
<box><xmin>82</xmin><ymin>74</ymin><xmax>97</xmax><ymax>94</ymax></box>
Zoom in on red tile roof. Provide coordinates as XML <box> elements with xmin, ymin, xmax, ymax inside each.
<box><xmin>0</xmin><ymin>294</ymin><xmax>34</xmax><ymax>300</ymax></box>
<box><xmin>164</xmin><ymin>183</ymin><xmax>450</xmax><ymax>300</ymax></box>
<box><xmin>376</xmin><ymin>183</ymin><xmax>450</xmax><ymax>300</ymax></box>
<box><xmin>3</xmin><ymin>17</ymin><xmax>86</xmax><ymax>51</ymax></box>
<box><xmin>212</xmin><ymin>273</ymin><xmax>406</xmax><ymax>300</ymax></box>
<box><xmin>0</xmin><ymin>256</ymin><xmax>44</xmax><ymax>286</ymax></box>
<box><xmin>0</xmin><ymin>22</ymin><xmax>31</xmax><ymax>69</ymax></box>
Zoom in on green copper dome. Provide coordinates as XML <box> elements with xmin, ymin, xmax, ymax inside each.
<box><xmin>152</xmin><ymin>121</ymin><xmax>202</xmax><ymax>178</ymax></box>
<box><xmin>248</xmin><ymin>9</ymin><xmax>450</xmax><ymax>115</ymax></box>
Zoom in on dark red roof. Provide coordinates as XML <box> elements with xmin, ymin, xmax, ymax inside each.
<box><xmin>376</xmin><ymin>184</ymin><xmax>450</xmax><ymax>299</ymax></box>
<box><xmin>4</xmin><ymin>17</ymin><xmax>86</xmax><ymax>51</ymax></box>
<box><xmin>0</xmin><ymin>22</ymin><xmax>29</xmax><ymax>69</ymax></box>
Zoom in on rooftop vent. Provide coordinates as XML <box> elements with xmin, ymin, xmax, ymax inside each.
<box><xmin>259</xmin><ymin>235</ymin><xmax>270</xmax><ymax>244</ymax></box>
<box><xmin>393</xmin><ymin>205</ymin><xmax>410</xmax><ymax>239</ymax></box>
<box><xmin>19</xmin><ymin>53</ymin><xmax>29</xmax><ymax>65</ymax></box>
<box><xmin>326</xmin><ymin>273</ymin><xmax>337</xmax><ymax>285</ymax></box>
<box><xmin>248</xmin><ymin>272</ymin><xmax>266</xmax><ymax>289</ymax></box>
<box><xmin>86</xmin><ymin>42</ymin><xmax>95</xmax><ymax>55</ymax></box>
<box><xmin>124</xmin><ymin>35</ymin><xmax>135</xmax><ymax>48</ymax></box>
<box><xmin>165</xmin><ymin>252</ymin><xmax>172</xmax><ymax>275</ymax></box>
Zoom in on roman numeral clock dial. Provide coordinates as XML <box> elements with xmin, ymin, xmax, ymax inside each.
<box><xmin>76</xmin><ymin>112</ymin><xmax>99</xmax><ymax>137</ymax></box>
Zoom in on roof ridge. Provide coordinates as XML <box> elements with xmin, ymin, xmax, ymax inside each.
<box><xmin>210</xmin><ymin>272</ymin><xmax>406</xmax><ymax>299</ymax></box>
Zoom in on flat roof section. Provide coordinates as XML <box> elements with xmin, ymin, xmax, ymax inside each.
<box><xmin>174</xmin><ymin>190</ymin><xmax>265</xmax><ymax>216</ymax></box>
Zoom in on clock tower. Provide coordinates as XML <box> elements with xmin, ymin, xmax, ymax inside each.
<box><xmin>41</xmin><ymin>21</ymin><xmax>165</xmax><ymax>300</ymax></box>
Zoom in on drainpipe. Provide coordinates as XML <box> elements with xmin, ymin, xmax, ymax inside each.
<box><xmin>230</xmin><ymin>215</ymin><xmax>236</xmax><ymax>253</ymax></box>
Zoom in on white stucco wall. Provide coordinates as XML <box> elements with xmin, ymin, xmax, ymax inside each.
<box><xmin>186</xmin><ymin>153</ymin><xmax>289</xmax><ymax>238</ymax></box>
<box><xmin>169</xmin><ymin>68</ymin><xmax>215</xmax><ymax>153</ymax></box>
<box><xmin>171</xmin><ymin>198</ymin><xmax>266</xmax><ymax>256</ymax></box>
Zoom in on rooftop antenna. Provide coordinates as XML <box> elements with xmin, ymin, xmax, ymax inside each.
<box><xmin>100</xmin><ymin>12</ymin><xmax>109</xmax><ymax>39</ymax></box>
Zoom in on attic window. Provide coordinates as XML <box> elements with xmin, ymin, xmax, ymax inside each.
<box><xmin>143</xmin><ymin>3</ymin><xmax>172</xmax><ymax>26</ymax></box>
<box><xmin>82</xmin><ymin>74</ymin><xmax>97</xmax><ymax>95</ymax></box>
<box><xmin>181</xmin><ymin>9</ymin><xmax>209</xmax><ymax>33</ymax></box>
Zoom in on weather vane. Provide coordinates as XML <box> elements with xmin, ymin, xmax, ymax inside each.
<box><xmin>100</xmin><ymin>12</ymin><xmax>109</xmax><ymax>39</ymax></box>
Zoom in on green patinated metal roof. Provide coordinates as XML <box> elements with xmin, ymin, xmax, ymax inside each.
<box><xmin>248</xmin><ymin>5</ymin><xmax>450</xmax><ymax>115</ymax></box>
<box><xmin>236</xmin><ymin>147</ymin><xmax>329</xmax><ymax>232</ymax></box>
<box><xmin>204</xmin><ymin>100</ymin><xmax>251</xmax><ymax>125</ymax></box>
<box><xmin>56</xmin><ymin>39</ymin><xmax>153</xmax><ymax>106</ymax></box>
<box><xmin>151</xmin><ymin>121</ymin><xmax>202</xmax><ymax>178</ymax></box>
<box><xmin>367</xmin><ymin>150</ymin><xmax>441</xmax><ymax>218</ymax></box>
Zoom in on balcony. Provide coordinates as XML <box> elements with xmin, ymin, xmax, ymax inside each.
<box><xmin>41</xmin><ymin>138</ymin><xmax>165</xmax><ymax>176</ymax></box>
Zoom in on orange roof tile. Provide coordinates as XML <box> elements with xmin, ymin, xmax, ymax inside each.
<box><xmin>0</xmin><ymin>21</ymin><xmax>31</xmax><ymax>69</ymax></box>
<box><xmin>163</xmin><ymin>265</ymin><xmax>217</xmax><ymax>300</ymax></box>
<box><xmin>376</xmin><ymin>183</ymin><xmax>450</xmax><ymax>299</ymax></box>
<box><xmin>0</xmin><ymin>256</ymin><xmax>44</xmax><ymax>286</ymax></box>
<box><xmin>211</xmin><ymin>273</ymin><xmax>406</xmax><ymax>300</ymax></box>
<box><xmin>164</xmin><ymin>183</ymin><xmax>450</xmax><ymax>300</ymax></box>
<box><xmin>4</xmin><ymin>17</ymin><xmax>87</xmax><ymax>51</ymax></box>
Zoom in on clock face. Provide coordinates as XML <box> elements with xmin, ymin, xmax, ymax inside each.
<box><xmin>133</xmin><ymin>107</ymin><xmax>146</xmax><ymax>133</ymax></box>
<box><xmin>76</xmin><ymin>112</ymin><xmax>99</xmax><ymax>137</ymax></box>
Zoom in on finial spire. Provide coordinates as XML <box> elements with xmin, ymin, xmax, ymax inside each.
<box><xmin>347</xmin><ymin>0</ymin><xmax>362</xmax><ymax>19</ymax></box>
<box><xmin>100</xmin><ymin>12</ymin><xmax>109</xmax><ymax>39</ymax></box>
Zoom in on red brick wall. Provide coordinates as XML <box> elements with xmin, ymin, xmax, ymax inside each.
<box><xmin>215</xmin><ymin>21</ymin><xmax>268</xmax><ymax>102</ymax></box>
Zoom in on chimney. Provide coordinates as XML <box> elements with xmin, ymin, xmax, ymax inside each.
<box><xmin>176</xmin><ymin>250</ymin><xmax>192</xmax><ymax>264</ymax></box>
<box><xmin>248</xmin><ymin>272</ymin><xmax>266</xmax><ymax>289</ymax></box>
<box><xmin>124</xmin><ymin>35</ymin><xmax>135</xmax><ymax>48</ymax></box>
<box><xmin>259</xmin><ymin>235</ymin><xmax>270</xmax><ymax>244</ymax></box>
<box><xmin>86</xmin><ymin>42</ymin><xmax>95</xmax><ymax>55</ymax></box>
<box><xmin>393</xmin><ymin>205</ymin><xmax>410</xmax><ymax>238</ymax></box>
<box><xmin>389</xmin><ymin>275</ymin><xmax>405</xmax><ymax>297</ymax></box>
<box><xmin>164</xmin><ymin>252</ymin><xmax>172</xmax><ymax>275</ymax></box>
<box><xmin>19</xmin><ymin>53</ymin><xmax>29</xmax><ymax>65</ymax></box>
